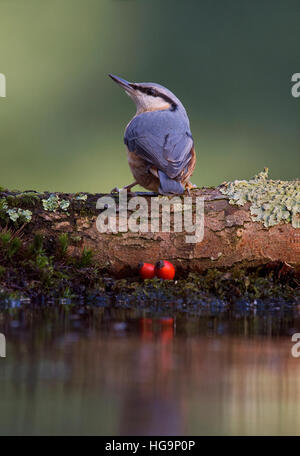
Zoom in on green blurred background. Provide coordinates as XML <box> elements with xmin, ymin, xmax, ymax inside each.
<box><xmin>0</xmin><ymin>0</ymin><xmax>299</xmax><ymax>193</ymax></box>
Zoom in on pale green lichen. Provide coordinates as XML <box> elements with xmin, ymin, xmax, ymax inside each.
<box><xmin>6</xmin><ymin>208</ymin><xmax>32</xmax><ymax>223</ymax></box>
<box><xmin>0</xmin><ymin>198</ymin><xmax>8</xmax><ymax>212</ymax></box>
<box><xmin>75</xmin><ymin>193</ymin><xmax>88</xmax><ymax>201</ymax></box>
<box><xmin>42</xmin><ymin>194</ymin><xmax>70</xmax><ymax>212</ymax></box>
<box><xmin>6</xmin><ymin>209</ymin><xmax>19</xmax><ymax>222</ymax></box>
<box><xmin>42</xmin><ymin>194</ymin><xmax>60</xmax><ymax>212</ymax></box>
<box><xmin>19</xmin><ymin>209</ymin><xmax>32</xmax><ymax>223</ymax></box>
<box><xmin>59</xmin><ymin>199</ymin><xmax>70</xmax><ymax>211</ymax></box>
<box><xmin>220</xmin><ymin>168</ymin><xmax>300</xmax><ymax>228</ymax></box>
<box><xmin>0</xmin><ymin>196</ymin><xmax>32</xmax><ymax>224</ymax></box>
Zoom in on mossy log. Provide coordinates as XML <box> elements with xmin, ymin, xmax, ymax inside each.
<box><xmin>1</xmin><ymin>179</ymin><xmax>299</xmax><ymax>278</ymax></box>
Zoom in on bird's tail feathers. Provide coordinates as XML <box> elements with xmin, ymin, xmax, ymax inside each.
<box><xmin>158</xmin><ymin>170</ymin><xmax>184</xmax><ymax>195</ymax></box>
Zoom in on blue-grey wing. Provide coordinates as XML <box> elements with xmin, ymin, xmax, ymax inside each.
<box><xmin>124</xmin><ymin>111</ymin><xmax>193</xmax><ymax>179</ymax></box>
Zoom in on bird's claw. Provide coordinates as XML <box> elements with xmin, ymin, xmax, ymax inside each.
<box><xmin>185</xmin><ymin>182</ymin><xmax>197</xmax><ymax>195</ymax></box>
<box><xmin>110</xmin><ymin>186</ymin><xmax>137</xmax><ymax>196</ymax></box>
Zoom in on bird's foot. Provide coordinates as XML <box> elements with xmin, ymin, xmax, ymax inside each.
<box><xmin>184</xmin><ymin>181</ymin><xmax>197</xmax><ymax>195</ymax></box>
<box><xmin>110</xmin><ymin>187</ymin><xmax>139</xmax><ymax>197</ymax></box>
<box><xmin>110</xmin><ymin>186</ymin><xmax>135</xmax><ymax>195</ymax></box>
<box><xmin>111</xmin><ymin>181</ymin><xmax>138</xmax><ymax>194</ymax></box>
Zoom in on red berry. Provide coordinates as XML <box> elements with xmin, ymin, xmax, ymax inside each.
<box><xmin>155</xmin><ymin>260</ymin><xmax>175</xmax><ymax>280</ymax></box>
<box><xmin>138</xmin><ymin>262</ymin><xmax>155</xmax><ymax>280</ymax></box>
<box><xmin>159</xmin><ymin>317</ymin><xmax>174</xmax><ymax>326</ymax></box>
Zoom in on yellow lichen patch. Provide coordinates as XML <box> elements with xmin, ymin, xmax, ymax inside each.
<box><xmin>220</xmin><ymin>168</ymin><xmax>300</xmax><ymax>228</ymax></box>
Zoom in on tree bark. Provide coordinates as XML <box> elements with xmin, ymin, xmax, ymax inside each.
<box><xmin>3</xmin><ymin>187</ymin><xmax>299</xmax><ymax>277</ymax></box>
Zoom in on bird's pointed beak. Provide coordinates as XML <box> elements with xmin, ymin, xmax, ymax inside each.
<box><xmin>109</xmin><ymin>74</ymin><xmax>133</xmax><ymax>92</ymax></box>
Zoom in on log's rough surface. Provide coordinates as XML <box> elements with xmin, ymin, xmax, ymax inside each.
<box><xmin>1</xmin><ymin>183</ymin><xmax>298</xmax><ymax>277</ymax></box>
<box><xmin>81</xmin><ymin>189</ymin><xmax>299</xmax><ymax>276</ymax></box>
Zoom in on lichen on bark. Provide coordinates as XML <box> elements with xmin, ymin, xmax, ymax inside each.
<box><xmin>220</xmin><ymin>168</ymin><xmax>300</xmax><ymax>228</ymax></box>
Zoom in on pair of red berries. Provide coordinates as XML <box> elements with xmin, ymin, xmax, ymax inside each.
<box><xmin>138</xmin><ymin>260</ymin><xmax>175</xmax><ymax>280</ymax></box>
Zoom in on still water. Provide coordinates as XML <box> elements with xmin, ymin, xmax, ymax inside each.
<box><xmin>0</xmin><ymin>300</ymin><xmax>300</xmax><ymax>435</ymax></box>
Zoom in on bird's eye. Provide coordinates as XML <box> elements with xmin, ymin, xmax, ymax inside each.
<box><xmin>147</xmin><ymin>88</ymin><xmax>155</xmax><ymax>96</ymax></box>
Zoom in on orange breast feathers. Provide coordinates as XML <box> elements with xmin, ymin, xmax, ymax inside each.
<box><xmin>127</xmin><ymin>149</ymin><xmax>160</xmax><ymax>192</ymax></box>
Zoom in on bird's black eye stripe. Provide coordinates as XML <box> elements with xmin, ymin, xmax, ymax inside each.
<box><xmin>136</xmin><ymin>86</ymin><xmax>157</xmax><ymax>96</ymax></box>
<box><xmin>147</xmin><ymin>88</ymin><xmax>156</xmax><ymax>96</ymax></box>
<box><xmin>132</xmin><ymin>85</ymin><xmax>178</xmax><ymax>110</ymax></box>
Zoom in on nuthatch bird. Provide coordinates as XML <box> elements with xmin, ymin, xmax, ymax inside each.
<box><xmin>109</xmin><ymin>74</ymin><xmax>196</xmax><ymax>195</ymax></box>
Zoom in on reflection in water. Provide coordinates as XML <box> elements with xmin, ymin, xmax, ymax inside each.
<box><xmin>0</xmin><ymin>304</ymin><xmax>300</xmax><ymax>435</ymax></box>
